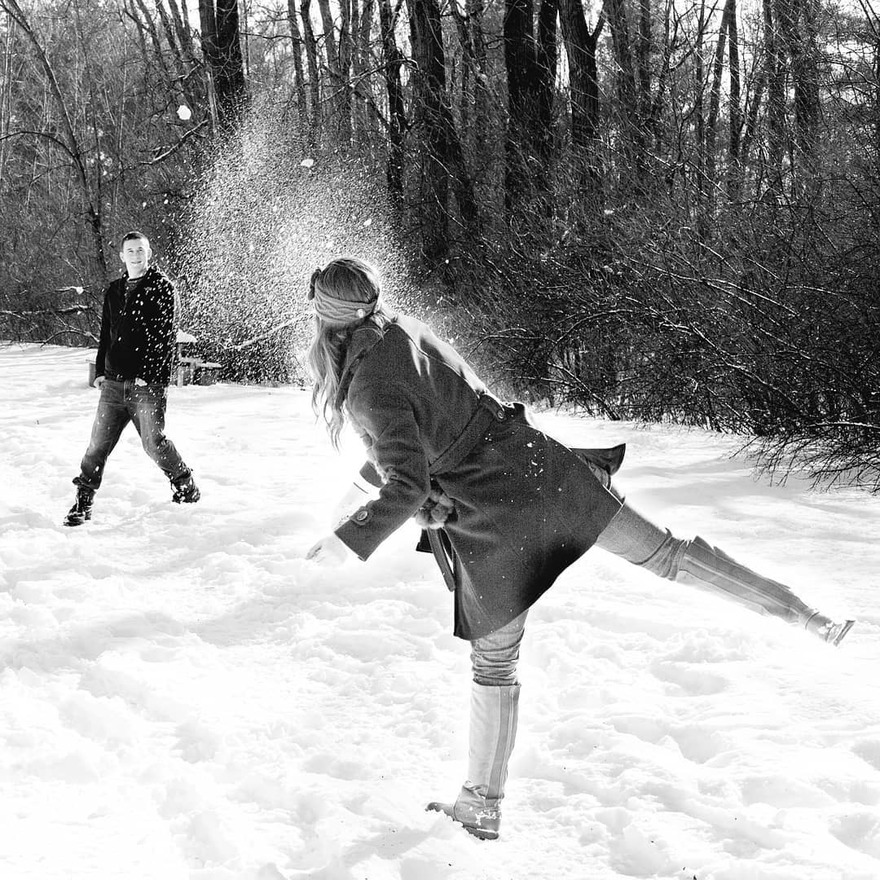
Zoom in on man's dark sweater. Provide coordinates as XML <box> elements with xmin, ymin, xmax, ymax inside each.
<box><xmin>96</xmin><ymin>265</ymin><xmax>176</xmax><ymax>386</ymax></box>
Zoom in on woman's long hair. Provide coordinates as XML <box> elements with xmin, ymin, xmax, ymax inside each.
<box><xmin>308</xmin><ymin>321</ymin><xmax>353</xmax><ymax>449</ymax></box>
<box><xmin>307</xmin><ymin>258</ymin><xmax>383</xmax><ymax>448</ymax></box>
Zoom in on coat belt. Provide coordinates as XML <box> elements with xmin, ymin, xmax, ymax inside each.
<box><xmin>428</xmin><ymin>393</ymin><xmax>508</xmax><ymax>476</ymax></box>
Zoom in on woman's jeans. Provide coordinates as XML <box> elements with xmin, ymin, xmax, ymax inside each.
<box><xmin>73</xmin><ymin>379</ymin><xmax>189</xmax><ymax>491</ymax></box>
<box><xmin>469</xmin><ymin>500</ymin><xmax>813</xmax><ymax>686</ymax></box>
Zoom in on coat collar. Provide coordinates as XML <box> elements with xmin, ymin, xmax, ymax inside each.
<box><xmin>334</xmin><ymin>310</ymin><xmax>396</xmax><ymax>409</ymax></box>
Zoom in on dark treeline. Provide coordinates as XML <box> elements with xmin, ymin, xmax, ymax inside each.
<box><xmin>1</xmin><ymin>0</ymin><xmax>878</xmax><ymax>489</ymax></box>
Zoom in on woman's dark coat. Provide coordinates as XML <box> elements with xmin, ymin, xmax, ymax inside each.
<box><xmin>334</xmin><ymin>312</ymin><xmax>624</xmax><ymax>640</ymax></box>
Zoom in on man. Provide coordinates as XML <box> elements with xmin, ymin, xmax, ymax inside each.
<box><xmin>63</xmin><ymin>231</ymin><xmax>200</xmax><ymax>526</ymax></box>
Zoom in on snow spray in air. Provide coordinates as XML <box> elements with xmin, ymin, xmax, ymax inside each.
<box><xmin>175</xmin><ymin>98</ymin><xmax>412</xmax><ymax>384</ymax></box>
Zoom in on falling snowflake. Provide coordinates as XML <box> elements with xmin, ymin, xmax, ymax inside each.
<box><xmin>300</xmin><ymin>158</ymin><xmax>315</xmax><ymax>168</ymax></box>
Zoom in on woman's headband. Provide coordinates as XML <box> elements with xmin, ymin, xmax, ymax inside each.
<box><xmin>308</xmin><ymin>266</ymin><xmax>380</xmax><ymax>326</ymax></box>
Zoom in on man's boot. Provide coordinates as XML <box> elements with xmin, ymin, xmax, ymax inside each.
<box><xmin>427</xmin><ymin>683</ymin><xmax>520</xmax><ymax>840</ymax></box>
<box><xmin>63</xmin><ymin>487</ymin><xmax>95</xmax><ymax>527</ymax></box>
<box><xmin>673</xmin><ymin>536</ymin><xmax>855</xmax><ymax>646</ymax></box>
<box><xmin>171</xmin><ymin>469</ymin><xmax>200</xmax><ymax>504</ymax></box>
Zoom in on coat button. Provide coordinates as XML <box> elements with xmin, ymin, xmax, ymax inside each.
<box><xmin>354</xmin><ymin>509</ymin><xmax>369</xmax><ymax>522</ymax></box>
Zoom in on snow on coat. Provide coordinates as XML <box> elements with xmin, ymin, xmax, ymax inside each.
<box><xmin>96</xmin><ymin>265</ymin><xmax>176</xmax><ymax>386</ymax></box>
<box><xmin>334</xmin><ymin>312</ymin><xmax>624</xmax><ymax>640</ymax></box>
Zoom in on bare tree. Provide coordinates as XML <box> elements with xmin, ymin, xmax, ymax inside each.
<box><xmin>450</xmin><ymin>0</ymin><xmax>491</xmax><ymax>163</ymax></box>
<box><xmin>300</xmin><ymin>0</ymin><xmax>322</xmax><ymax>144</ymax></box>
<box><xmin>378</xmin><ymin>0</ymin><xmax>407</xmax><ymax>199</ymax></box>
<box><xmin>287</xmin><ymin>0</ymin><xmax>310</xmax><ymax>134</ymax></box>
<box><xmin>0</xmin><ymin>9</ymin><xmax>15</xmax><ymax>190</ymax></box>
<box><xmin>0</xmin><ymin>0</ymin><xmax>107</xmax><ymax>278</ymax></box>
<box><xmin>504</xmin><ymin>0</ymin><xmax>557</xmax><ymax>223</ymax></box>
<box><xmin>778</xmin><ymin>0</ymin><xmax>821</xmax><ymax>192</ymax></box>
<box><xmin>763</xmin><ymin>0</ymin><xmax>786</xmax><ymax>198</ymax></box>
<box><xmin>605</xmin><ymin>0</ymin><xmax>647</xmax><ymax>183</ymax></box>
<box><xmin>727</xmin><ymin>0</ymin><xmax>743</xmax><ymax>201</ymax></box>
<box><xmin>705</xmin><ymin>0</ymin><xmax>736</xmax><ymax>219</ymax></box>
<box><xmin>406</xmin><ymin>0</ymin><xmax>480</xmax><ymax>264</ymax></box>
<box><xmin>558</xmin><ymin>0</ymin><xmax>605</xmax><ymax>193</ymax></box>
<box><xmin>198</xmin><ymin>0</ymin><xmax>246</xmax><ymax>128</ymax></box>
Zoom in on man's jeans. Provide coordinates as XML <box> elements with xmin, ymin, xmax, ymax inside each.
<box><xmin>74</xmin><ymin>379</ymin><xmax>189</xmax><ymax>491</ymax></box>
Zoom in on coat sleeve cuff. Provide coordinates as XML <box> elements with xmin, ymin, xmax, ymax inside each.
<box><xmin>334</xmin><ymin>519</ymin><xmax>374</xmax><ymax>561</ymax></box>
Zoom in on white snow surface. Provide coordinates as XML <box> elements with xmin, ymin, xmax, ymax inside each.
<box><xmin>2</xmin><ymin>343</ymin><xmax>880</xmax><ymax>880</ymax></box>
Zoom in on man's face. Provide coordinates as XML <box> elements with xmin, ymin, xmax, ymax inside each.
<box><xmin>120</xmin><ymin>237</ymin><xmax>151</xmax><ymax>278</ymax></box>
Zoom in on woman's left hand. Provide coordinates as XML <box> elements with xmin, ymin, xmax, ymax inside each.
<box><xmin>305</xmin><ymin>532</ymin><xmax>355</xmax><ymax>566</ymax></box>
<box><xmin>414</xmin><ymin>488</ymin><xmax>456</xmax><ymax>529</ymax></box>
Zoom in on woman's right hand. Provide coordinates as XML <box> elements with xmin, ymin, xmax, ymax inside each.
<box><xmin>305</xmin><ymin>532</ymin><xmax>355</xmax><ymax>566</ymax></box>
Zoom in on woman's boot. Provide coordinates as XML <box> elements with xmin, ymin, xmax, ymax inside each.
<box><xmin>802</xmin><ymin>611</ymin><xmax>855</xmax><ymax>646</ymax></box>
<box><xmin>427</xmin><ymin>682</ymin><xmax>520</xmax><ymax>840</ymax></box>
<box><xmin>664</xmin><ymin>536</ymin><xmax>855</xmax><ymax>645</ymax></box>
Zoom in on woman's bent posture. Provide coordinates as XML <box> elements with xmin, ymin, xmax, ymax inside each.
<box><xmin>304</xmin><ymin>257</ymin><xmax>855</xmax><ymax>840</ymax></box>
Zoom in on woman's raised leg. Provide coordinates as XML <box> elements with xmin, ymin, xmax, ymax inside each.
<box><xmin>595</xmin><ymin>502</ymin><xmax>854</xmax><ymax>645</ymax></box>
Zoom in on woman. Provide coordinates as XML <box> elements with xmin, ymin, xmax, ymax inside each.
<box><xmin>304</xmin><ymin>257</ymin><xmax>854</xmax><ymax>841</ymax></box>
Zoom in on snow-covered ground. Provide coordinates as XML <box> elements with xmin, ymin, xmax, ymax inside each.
<box><xmin>2</xmin><ymin>342</ymin><xmax>879</xmax><ymax>880</ymax></box>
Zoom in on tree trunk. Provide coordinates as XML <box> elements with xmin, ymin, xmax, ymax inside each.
<box><xmin>695</xmin><ymin>0</ymin><xmax>706</xmax><ymax>229</ymax></box>
<box><xmin>315</xmin><ymin>0</ymin><xmax>354</xmax><ymax>146</ymax></box>
<box><xmin>450</xmin><ymin>0</ymin><xmax>490</xmax><ymax>159</ymax></box>
<box><xmin>198</xmin><ymin>0</ymin><xmax>246</xmax><ymax>129</ymax></box>
<box><xmin>0</xmin><ymin>11</ymin><xmax>14</xmax><ymax>191</ymax></box>
<box><xmin>740</xmin><ymin>68</ymin><xmax>765</xmax><ymax>170</ymax></box>
<box><xmin>606</xmin><ymin>0</ymin><xmax>644</xmax><ymax>184</ymax></box>
<box><xmin>379</xmin><ymin>0</ymin><xmax>406</xmax><ymax>200</ymax></box>
<box><xmin>875</xmin><ymin>19</ymin><xmax>880</xmax><ymax>177</ymax></box>
<box><xmin>504</xmin><ymin>0</ymin><xmax>555</xmax><ymax>220</ymax></box>
<box><xmin>317</xmin><ymin>0</ymin><xmax>338</xmax><ymax>61</ymax></box>
<box><xmin>131</xmin><ymin>0</ymin><xmax>174</xmax><ymax>83</ymax></box>
<box><xmin>165</xmin><ymin>0</ymin><xmax>204</xmax><ymax>109</ymax></box>
<box><xmin>168</xmin><ymin>0</ymin><xmax>199</xmax><ymax>66</ymax></box>
<box><xmin>646</xmin><ymin>1</ymin><xmax>675</xmax><ymax>162</ymax></box>
<box><xmin>300</xmin><ymin>0</ymin><xmax>321</xmax><ymax>146</ymax></box>
<box><xmin>706</xmin><ymin>0</ymin><xmax>734</xmax><ymax>219</ymax></box>
<box><xmin>778</xmin><ymin>0</ymin><xmax>821</xmax><ymax>193</ymax></box>
<box><xmin>352</xmin><ymin>0</ymin><xmax>375</xmax><ymax>147</ymax></box>
<box><xmin>406</xmin><ymin>0</ymin><xmax>480</xmax><ymax>264</ymax></box>
<box><xmin>287</xmin><ymin>0</ymin><xmax>310</xmax><ymax>135</ymax></box>
<box><xmin>536</xmin><ymin>0</ymin><xmax>557</xmax><ymax>133</ymax></box>
<box><xmin>336</xmin><ymin>0</ymin><xmax>353</xmax><ymax>146</ymax></box>
<box><xmin>637</xmin><ymin>0</ymin><xmax>651</xmax><ymax>123</ymax></box>
<box><xmin>558</xmin><ymin>0</ymin><xmax>604</xmax><ymax>194</ymax></box>
<box><xmin>154</xmin><ymin>0</ymin><xmax>202</xmax><ymax>111</ymax></box>
<box><xmin>763</xmin><ymin>0</ymin><xmax>785</xmax><ymax>199</ymax></box>
<box><xmin>727</xmin><ymin>0</ymin><xmax>743</xmax><ymax>201</ymax></box>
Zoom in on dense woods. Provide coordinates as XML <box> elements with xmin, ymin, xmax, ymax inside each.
<box><xmin>1</xmin><ymin>0</ymin><xmax>878</xmax><ymax>488</ymax></box>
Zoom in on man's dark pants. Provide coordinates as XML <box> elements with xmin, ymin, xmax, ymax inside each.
<box><xmin>73</xmin><ymin>378</ymin><xmax>189</xmax><ymax>491</ymax></box>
